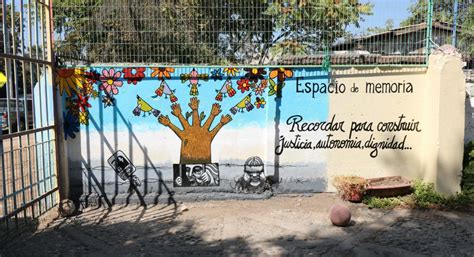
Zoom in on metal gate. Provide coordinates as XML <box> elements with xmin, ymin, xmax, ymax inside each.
<box><xmin>0</xmin><ymin>0</ymin><xmax>58</xmax><ymax>231</ymax></box>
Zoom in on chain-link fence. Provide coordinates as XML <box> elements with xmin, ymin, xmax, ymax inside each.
<box><xmin>53</xmin><ymin>0</ymin><xmax>473</xmax><ymax>66</ymax></box>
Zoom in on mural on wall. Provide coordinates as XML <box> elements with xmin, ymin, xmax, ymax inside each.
<box><xmin>159</xmin><ymin>98</ymin><xmax>232</xmax><ymax>164</ymax></box>
<box><xmin>56</xmin><ymin>68</ymin><xmax>99</xmax><ymax>137</ymax></box>
<box><xmin>233</xmin><ymin>156</ymin><xmax>272</xmax><ymax>194</ymax></box>
<box><xmin>133</xmin><ymin>95</ymin><xmax>160</xmax><ymax>117</ymax></box>
<box><xmin>56</xmin><ymin>65</ymin><xmax>297</xmax><ymax>188</ymax></box>
<box><xmin>107</xmin><ymin>150</ymin><xmax>141</xmax><ymax>189</ymax></box>
<box><xmin>180</xmin><ymin>68</ymin><xmax>209</xmax><ymax>96</ymax></box>
<box><xmin>173</xmin><ymin>163</ymin><xmax>220</xmax><ymax>187</ymax></box>
<box><xmin>56</xmin><ymin>64</ymin><xmax>424</xmax><ymax>192</ymax></box>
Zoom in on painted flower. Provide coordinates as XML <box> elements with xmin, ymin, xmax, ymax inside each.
<box><xmin>91</xmin><ymin>90</ymin><xmax>99</xmax><ymax>99</ymax></box>
<box><xmin>151</xmin><ymin>67</ymin><xmax>175</xmax><ymax>80</ymax></box>
<box><xmin>74</xmin><ymin>94</ymin><xmax>92</xmax><ymax>113</ymax></box>
<box><xmin>122</xmin><ymin>67</ymin><xmax>146</xmax><ymax>85</ymax></box>
<box><xmin>255</xmin><ymin>97</ymin><xmax>266</xmax><ymax>109</ymax></box>
<box><xmin>223</xmin><ymin>67</ymin><xmax>239</xmax><ymax>77</ymax></box>
<box><xmin>63</xmin><ymin>111</ymin><xmax>80</xmax><ymax>140</ymax></box>
<box><xmin>65</xmin><ymin>97</ymin><xmax>80</xmax><ymax>116</ymax></box>
<box><xmin>237</xmin><ymin>78</ymin><xmax>251</xmax><ymax>93</ymax></box>
<box><xmin>99</xmin><ymin>68</ymin><xmax>123</xmax><ymax>95</ymax></box>
<box><xmin>102</xmin><ymin>94</ymin><xmax>115</xmax><ymax>108</ymax></box>
<box><xmin>210</xmin><ymin>68</ymin><xmax>224</xmax><ymax>81</ymax></box>
<box><xmin>254</xmin><ymin>79</ymin><xmax>267</xmax><ymax>96</ymax></box>
<box><xmin>82</xmin><ymin>82</ymin><xmax>95</xmax><ymax>96</ymax></box>
<box><xmin>55</xmin><ymin>68</ymin><xmax>85</xmax><ymax>96</ymax></box>
<box><xmin>244</xmin><ymin>68</ymin><xmax>267</xmax><ymax>83</ymax></box>
<box><xmin>269</xmin><ymin>67</ymin><xmax>293</xmax><ymax>82</ymax></box>
<box><xmin>78</xmin><ymin>111</ymin><xmax>89</xmax><ymax>125</ymax></box>
<box><xmin>268</xmin><ymin>78</ymin><xmax>285</xmax><ymax>96</ymax></box>
<box><xmin>84</xmin><ymin>70</ymin><xmax>101</xmax><ymax>84</ymax></box>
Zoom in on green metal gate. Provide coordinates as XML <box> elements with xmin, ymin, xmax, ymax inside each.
<box><xmin>0</xmin><ymin>0</ymin><xmax>59</xmax><ymax>231</ymax></box>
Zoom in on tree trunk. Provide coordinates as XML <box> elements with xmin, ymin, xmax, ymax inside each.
<box><xmin>179</xmin><ymin>129</ymin><xmax>213</xmax><ymax>164</ymax></box>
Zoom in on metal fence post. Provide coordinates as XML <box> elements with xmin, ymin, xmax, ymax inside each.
<box><xmin>425</xmin><ymin>0</ymin><xmax>434</xmax><ymax>65</ymax></box>
<box><xmin>452</xmin><ymin>0</ymin><xmax>459</xmax><ymax>47</ymax></box>
<box><xmin>47</xmin><ymin>0</ymin><xmax>69</xmax><ymax>203</ymax></box>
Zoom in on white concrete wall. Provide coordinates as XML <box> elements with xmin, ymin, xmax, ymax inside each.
<box><xmin>327</xmin><ymin>54</ymin><xmax>465</xmax><ymax>195</ymax></box>
<box><xmin>63</xmin><ymin>54</ymin><xmax>466</xmax><ymax>197</ymax></box>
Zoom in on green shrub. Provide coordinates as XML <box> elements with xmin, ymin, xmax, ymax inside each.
<box><xmin>462</xmin><ymin>142</ymin><xmax>474</xmax><ymax>192</ymax></box>
<box><xmin>363</xmin><ymin>180</ymin><xmax>474</xmax><ymax>210</ymax></box>
<box><xmin>363</xmin><ymin>196</ymin><xmax>403</xmax><ymax>209</ymax></box>
<box><xmin>443</xmin><ymin>192</ymin><xmax>474</xmax><ymax>210</ymax></box>
<box><xmin>412</xmin><ymin>180</ymin><xmax>444</xmax><ymax>208</ymax></box>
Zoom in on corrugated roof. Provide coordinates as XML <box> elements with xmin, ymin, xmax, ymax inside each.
<box><xmin>334</xmin><ymin>21</ymin><xmax>460</xmax><ymax>47</ymax></box>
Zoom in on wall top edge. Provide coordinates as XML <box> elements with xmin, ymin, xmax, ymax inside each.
<box><xmin>59</xmin><ymin>64</ymin><xmax>428</xmax><ymax>69</ymax></box>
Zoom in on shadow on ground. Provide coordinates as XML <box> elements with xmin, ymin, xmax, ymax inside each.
<box><xmin>1</xmin><ymin>196</ymin><xmax>474</xmax><ymax>257</ymax></box>
<box><xmin>0</xmin><ymin>204</ymin><xmax>254</xmax><ymax>256</ymax></box>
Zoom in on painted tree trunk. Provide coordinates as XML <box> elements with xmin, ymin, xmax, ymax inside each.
<box><xmin>180</xmin><ymin>131</ymin><xmax>212</xmax><ymax>164</ymax></box>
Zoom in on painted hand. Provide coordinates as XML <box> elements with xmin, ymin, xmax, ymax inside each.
<box><xmin>220</xmin><ymin>114</ymin><xmax>232</xmax><ymax>125</ymax></box>
<box><xmin>158</xmin><ymin>115</ymin><xmax>171</xmax><ymax>126</ymax></box>
<box><xmin>211</xmin><ymin>103</ymin><xmax>222</xmax><ymax>116</ymax></box>
<box><xmin>171</xmin><ymin>103</ymin><xmax>182</xmax><ymax>117</ymax></box>
<box><xmin>188</xmin><ymin>97</ymin><xmax>199</xmax><ymax>110</ymax></box>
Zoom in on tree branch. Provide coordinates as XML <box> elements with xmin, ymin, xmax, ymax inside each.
<box><xmin>158</xmin><ymin>115</ymin><xmax>183</xmax><ymax>139</ymax></box>
<box><xmin>192</xmin><ymin>110</ymin><xmax>200</xmax><ymax>126</ymax></box>
<box><xmin>204</xmin><ymin>114</ymin><xmax>217</xmax><ymax>131</ymax></box>
<box><xmin>210</xmin><ymin>123</ymin><xmax>224</xmax><ymax>139</ymax></box>
<box><xmin>259</xmin><ymin>30</ymin><xmax>291</xmax><ymax>64</ymax></box>
<box><xmin>210</xmin><ymin>115</ymin><xmax>232</xmax><ymax>139</ymax></box>
<box><xmin>168</xmin><ymin>122</ymin><xmax>183</xmax><ymax>139</ymax></box>
<box><xmin>171</xmin><ymin>103</ymin><xmax>190</xmax><ymax>129</ymax></box>
<box><xmin>203</xmin><ymin>103</ymin><xmax>222</xmax><ymax>130</ymax></box>
<box><xmin>188</xmin><ymin>97</ymin><xmax>201</xmax><ymax>127</ymax></box>
<box><xmin>177</xmin><ymin>113</ymin><xmax>189</xmax><ymax>129</ymax></box>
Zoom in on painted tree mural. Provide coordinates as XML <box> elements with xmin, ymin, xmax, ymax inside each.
<box><xmin>158</xmin><ymin>98</ymin><xmax>232</xmax><ymax>164</ymax></box>
<box><xmin>56</xmin><ymin>66</ymin><xmax>293</xmax><ymax>165</ymax></box>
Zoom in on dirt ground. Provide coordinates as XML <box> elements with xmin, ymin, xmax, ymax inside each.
<box><xmin>1</xmin><ymin>193</ymin><xmax>474</xmax><ymax>256</ymax></box>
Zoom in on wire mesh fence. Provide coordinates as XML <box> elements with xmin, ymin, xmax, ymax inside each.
<box><xmin>50</xmin><ymin>0</ymin><xmax>472</xmax><ymax>66</ymax></box>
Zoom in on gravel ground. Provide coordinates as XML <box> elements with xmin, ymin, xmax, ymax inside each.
<box><xmin>1</xmin><ymin>193</ymin><xmax>473</xmax><ymax>256</ymax></box>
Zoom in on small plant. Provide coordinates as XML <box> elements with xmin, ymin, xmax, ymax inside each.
<box><xmin>332</xmin><ymin>176</ymin><xmax>367</xmax><ymax>202</ymax></box>
<box><xmin>443</xmin><ymin>192</ymin><xmax>474</xmax><ymax>210</ymax></box>
<box><xmin>363</xmin><ymin>180</ymin><xmax>474</xmax><ymax>210</ymax></box>
<box><xmin>462</xmin><ymin>142</ymin><xmax>474</xmax><ymax>192</ymax></box>
<box><xmin>363</xmin><ymin>196</ymin><xmax>402</xmax><ymax>209</ymax></box>
<box><xmin>411</xmin><ymin>180</ymin><xmax>444</xmax><ymax>208</ymax></box>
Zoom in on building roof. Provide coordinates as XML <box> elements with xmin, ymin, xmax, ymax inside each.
<box><xmin>334</xmin><ymin>21</ymin><xmax>461</xmax><ymax>49</ymax></box>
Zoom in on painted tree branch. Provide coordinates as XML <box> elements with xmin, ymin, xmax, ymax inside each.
<box><xmin>203</xmin><ymin>103</ymin><xmax>222</xmax><ymax>130</ymax></box>
<box><xmin>158</xmin><ymin>115</ymin><xmax>183</xmax><ymax>139</ymax></box>
<box><xmin>188</xmin><ymin>97</ymin><xmax>200</xmax><ymax>126</ymax></box>
<box><xmin>171</xmin><ymin>103</ymin><xmax>190</xmax><ymax>129</ymax></box>
<box><xmin>210</xmin><ymin>115</ymin><xmax>232</xmax><ymax>139</ymax></box>
<box><xmin>159</xmin><ymin>97</ymin><xmax>232</xmax><ymax>164</ymax></box>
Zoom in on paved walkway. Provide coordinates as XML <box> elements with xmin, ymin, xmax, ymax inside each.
<box><xmin>1</xmin><ymin>194</ymin><xmax>474</xmax><ymax>256</ymax></box>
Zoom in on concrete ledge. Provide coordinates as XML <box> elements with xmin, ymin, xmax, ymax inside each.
<box><xmin>79</xmin><ymin>191</ymin><xmax>274</xmax><ymax>208</ymax></box>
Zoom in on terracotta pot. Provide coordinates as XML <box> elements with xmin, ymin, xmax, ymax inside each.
<box><xmin>365</xmin><ymin>176</ymin><xmax>412</xmax><ymax>198</ymax></box>
<box><xmin>347</xmin><ymin>192</ymin><xmax>364</xmax><ymax>203</ymax></box>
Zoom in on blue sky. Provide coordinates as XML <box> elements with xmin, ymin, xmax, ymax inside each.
<box><xmin>349</xmin><ymin>0</ymin><xmax>414</xmax><ymax>35</ymax></box>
